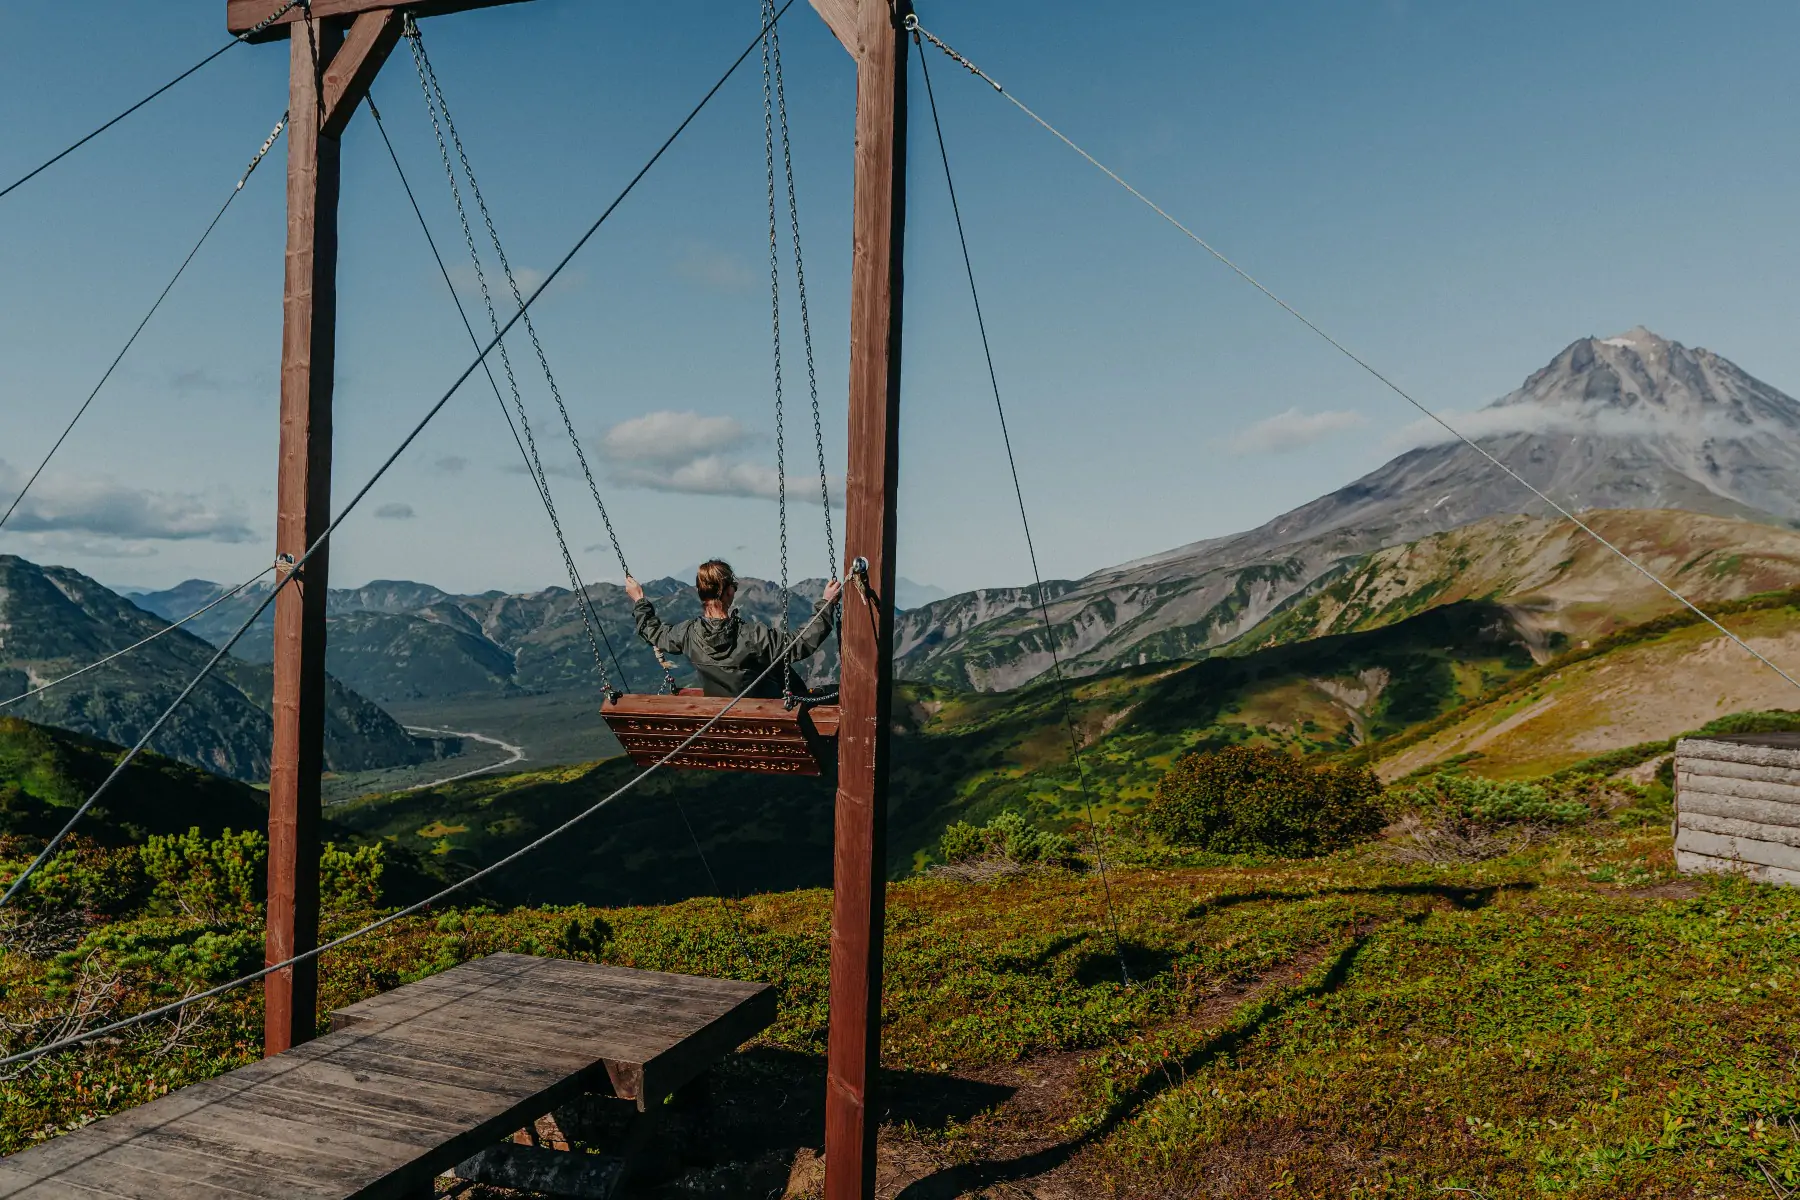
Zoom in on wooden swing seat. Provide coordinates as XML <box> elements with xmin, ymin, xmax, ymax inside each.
<box><xmin>601</xmin><ymin>692</ymin><xmax>840</xmax><ymax>775</ymax></box>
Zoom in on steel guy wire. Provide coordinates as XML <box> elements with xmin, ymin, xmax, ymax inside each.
<box><xmin>366</xmin><ymin>92</ymin><xmax>633</xmax><ymax>695</ymax></box>
<box><xmin>907</xmin><ymin>15</ymin><xmax>1800</xmax><ymax>698</ymax></box>
<box><xmin>915</xmin><ymin>38</ymin><xmax>1131</xmax><ymax>987</ymax></box>
<box><xmin>0</xmin><ymin>0</ymin><xmax>304</xmax><ymax>203</ymax></box>
<box><xmin>398</xmin><ymin>29</ymin><xmax>628</xmax><ymax>698</ymax></box>
<box><xmin>407</xmin><ymin>27</ymin><xmax>634</xmax><ymax>588</ymax></box>
<box><xmin>0</xmin><ymin>0</ymin><xmax>797</xmax><ymax>911</ymax></box>
<box><xmin>371</xmin><ymin>99</ymin><xmax>749</xmax><ymax>926</ymax></box>
<box><xmin>0</xmin><ymin>566</ymin><xmax>276</xmax><ymax>712</ymax></box>
<box><xmin>0</xmin><ymin>597</ymin><xmax>836</xmax><ymax>1069</ymax></box>
<box><xmin>0</xmin><ymin>112</ymin><xmax>288</xmax><ymax>538</ymax></box>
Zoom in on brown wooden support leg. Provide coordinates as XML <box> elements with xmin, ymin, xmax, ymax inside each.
<box><xmin>823</xmin><ymin>2</ymin><xmax>908</xmax><ymax>1197</ymax></box>
<box><xmin>265</xmin><ymin>13</ymin><xmax>342</xmax><ymax>1058</ymax></box>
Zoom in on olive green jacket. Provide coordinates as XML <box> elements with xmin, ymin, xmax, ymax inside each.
<box><xmin>632</xmin><ymin>598</ymin><xmax>834</xmax><ymax>699</ymax></box>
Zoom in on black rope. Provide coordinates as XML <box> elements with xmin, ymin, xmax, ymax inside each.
<box><xmin>365</xmin><ymin>96</ymin><xmax>634</xmax><ymax>695</ymax></box>
<box><xmin>0</xmin><ymin>0</ymin><xmax>305</xmax><ymax>204</ymax></box>
<box><xmin>0</xmin><ymin>112</ymin><xmax>288</xmax><ymax>537</ymax></box>
<box><xmin>916</xmin><ymin>38</ymin><xmax>1132</xmax><ymax>986</ymax></box>
<box><xmin>0</xmin><ymin>0</ymin><xmax>792</xmax><ymax>910</ymax></box>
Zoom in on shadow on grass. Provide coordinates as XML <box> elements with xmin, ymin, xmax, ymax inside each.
<box><xmin>1182</xmin><ymin>879</ymin><xmax>1537</xmax><ymax>921</ymax></box>
<box><xmin>889</xmin><ymin>914</ymin><xmax>1419</xmax><ymax>1200</ymax></box>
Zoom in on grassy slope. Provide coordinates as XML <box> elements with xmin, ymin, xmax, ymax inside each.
<box><xmin>1244</xmin><ymin>508</ymin><xmax>1800</xmax><ymax>652</ymax></box>
<box><xmin>333</xmin><ymin>599</ymin><xmax>1537</xmax><ymax>891</ymax></box>
<box><xmin>5</xmin><ymin>827</ymin><xmax>1797</xmax><ymax>1196</ymax></box>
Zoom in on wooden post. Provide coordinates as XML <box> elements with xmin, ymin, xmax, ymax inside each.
<box><xmin>265</xmin><ymin>11</ymin><xmax>343</xmax><ymax>1057</ymax></box>
<box><xmin>823</xmin><ymin>1</ymin><xmax>908</xmax><ymax>1196</ymax></box>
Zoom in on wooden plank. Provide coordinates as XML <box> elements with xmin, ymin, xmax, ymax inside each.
<box><xmin>808</xmin><ymin>0</ymin><xmax>859</xmax><ymax>57</ymax></box>
<box><xmin>1682</xmin><ymin>811</ymin><xmax>1800</xmax><ymax>850</ymax></box>
<box><xmin>266</xmin><ymin>10</ymin><xmax>343</xmax><ymax>1059</ymax></box>
<box><xmin>1675</xmin><ymin>758</ymin><xmax>1800</xmax><ymax>787</ymax></box>
<box><xmin>1676</xmin><ymin>827</ymin><xmax>1800</xmax><ymax>873</ymax></box>
<box><xmin>1679</xmin><ymin>737</ymin><xmax>1800</xmax><ymax>769</ymax></box>
<box><xmin>602</xmin><ymin>696</ymin><xmax>841</xmax><ymax>738</ymax></box>
<box><xmin>320</xmin><ymin>10</ymin><xmax>403</xmax><ymax>138</ymax></box>
<box><xmin>623</xmin><ymin>750</ymin><xmax>824</xmax><ymax>775</ymax></box>
<box><xmin>1676</xmin><ymin>788</ymin><xmax>1800</xmax><ymax>832</ymax></box>
<box><xmin>826</xmin><ymin>3</ymin><xmax>908</xmax><ymax>1198</ymax></box>
<box><xmin>0</xmin><ymin>958</ymin><xmax>777</xmax><ymax>1199</ymax></box>
<box><xmin>1677</xmin><ymin>848</ymin><xmax>1800</xmax><ymax>887</ymax></box>
<box><xmin>228</xmin><ymin>0</ymin><xmax>534</xmax><ymax>41</ymax></box>
<box><xmin>1676</xmin><ymin>773</ymin><xmax>1800</xmax><ymax>808</ymax></box>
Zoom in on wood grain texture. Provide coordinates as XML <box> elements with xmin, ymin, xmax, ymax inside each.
<box><xmin>601</xmin><ymin>697</ymin><xmax>838</xmax><ymax>774</ymax></box>
<box><xmin>1677</xmin><ymin>788</ymin><xmax>1800</xmax><ymax>832</ymax></box>
<box><xmin>1676</xmin><ymin>758</ymin><xmax>1800</xmax><ymax>786</ymax></box>
<box><xmin>1676</xmin><ymin>849</ymin><xmax>1800</xmax><ymax>887</ymax></box>
<box><xmin>807</xmin><ymin>0</ymin><xmax>859</xmax><ymax>57</ymax></box>
<box><xmin>826</xmin><ymin>3</ymin><xmax>909</xmax><ymax>1198</ymax></box>
<box><xmin>0</xmin><ymin>956</ymin><xmax>774</xmax><ymax>1198</ymax></box>
<box><xmin>1678</xmin><ymin>737</ymin><xmax>1800</xmax><ymax>769</ymax></box>
<box><xmin>1677</xmin><ymin>772</ymin><xmax>1800</xmax><ymax>807</ymax></box>
<box><xmin>1676</xmin><ymin>827</ymin><xmax>1800</xmax><ymax>873</ymax></box>
<box><xmin>319</xmin><ymin>10</ymin><xmax>402</xmax><ymax>138</ymax></box>
<box><xmin>228</xmin><ymin>0</ymin><xmax>534</xmax><ymax>41</ymax></box>
<box><xmin>266</xmin><ymin>12</ymin><xmax>343</xmax><ymax>1058</ymax></box>
<box><xmin>1681</xmin><ymin>811</ymin><xmax>1800</xmax><ymax>850</ymax></box>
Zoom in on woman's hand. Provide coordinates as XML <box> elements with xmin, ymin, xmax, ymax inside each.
<box><xmin>823</xmin><ymin>579</ymin><xmax>843</xmax><ymax>605</ymax></box>
<box><xmin>624</xmin><ymin>575</ymin><xmax>645</xmax><ymax>603</ymax></box>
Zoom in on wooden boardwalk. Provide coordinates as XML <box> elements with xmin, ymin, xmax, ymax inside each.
<box><xmin>0</xmin><ymin>953</ymin><xmax>776</xmax><ymax>1199</ymax></box>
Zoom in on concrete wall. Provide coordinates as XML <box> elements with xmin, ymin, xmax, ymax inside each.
<box><xmin>1676</xmin><ymin>734</ymin><xmax>1800</xmax><ymax>888</ymax></box>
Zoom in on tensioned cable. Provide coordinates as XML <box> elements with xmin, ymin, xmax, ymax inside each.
<box><xmin>366</xmin><ymin>94</ymin><xmax>632</xmax><ymax>693</ymax></box>
<box><xmin>907</xmin><ymin>15</ymin><xmax>1800</xmax><ymax>697</ymax></box>
<box><xmin>0</xmin><ymin>567</ymin><xmax>275</xmax><ymax>711</ymax></box>
<box><xmin>0</xmin><ymin>0</ymin><xmax>799</xmax><ymax>912</ymax></box>
<box><xmin>0</xmin><ymin>113</ymin><xmax>288</xmax><ymax>537</ymax></box>
<box><xmin>0</xmin><ymin>0</ymin><xmax>305</xmax><ymax>204</ymax></box>
<box><xmin>0</xmin><ymin>599</ymin><xmax>835</xmax><ymax>1069</ymax></box>
<box><xmin>915</xmin><ymin>39</ymin><xmax>1131</xmax><ymax>986</ymax></box>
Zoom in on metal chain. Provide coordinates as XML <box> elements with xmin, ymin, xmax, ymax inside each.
<box><xmin>762</xmin><ymin>1</ymin><xmax>792</xmax><ymax>703</ymax></box>
<box><xmin>403</xmin><ymin>20</ymin><xmax>619</xmax><ymax>698</ymax></box>
<box><xmin>768</xmin><ymin>12</ymin><xmax>836</xmax><ymax>581</ymax></box>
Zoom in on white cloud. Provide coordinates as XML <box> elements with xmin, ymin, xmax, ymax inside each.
<box><xmin>1386</xmin><ymin>401</ymin><xmax>1765</xmax><ymax>451</ymax></box>
<box><xmin>600</xmin><ymin>411</ymin><xmax>757</xmax><ymax>465</ymax></box>
<box><xmin>597</xmin><ymin>411</ymin><xmax>840</xmax><ymax>504</ymax></box>
<box><xmin>673</xmin><ymin>241</ymin><xmax>754</xmax><ymax>293</ymax></box>
<box><xmin>447</xmin><ymin>264</ymin><xmax>583</xmax><ymax>302</ymax></box>
<box><xmin>0</xmin><ymin>461</ymin><xmax>253</xmax><ymax>543</ymax></box>
<box><xmin>374</xmin><ymin>502</ymin><xmax>415</xmax><ymax>520</ymax></box>
<box><xmin>1228</xmin><ymin>407</ymin><xmax>1368</xmax><ymax>455</ymax></box>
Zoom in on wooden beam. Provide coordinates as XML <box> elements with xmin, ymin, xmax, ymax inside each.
<box><xmin>823</xmin><ymin>1</ymin><xmax>908</xmax><ymax>1197</ymax></box>
<box><xmin>320</xmin><ymin>9</ymin><xmax>403</xmax><ymax>138</ymax></box>
<box><xmin>808</xmin><ymin>0</ymin><xmax>860</xmax><ymax>58</ymax></box>
<box><xmin>265</xmin><ymin>11</ymin><xmax>342</xmax><ymax>1058</ymax></box>
<box><xmin>228</xmin><ymin>0</ymin><xmax>532</xmax><ymax>41</ymax></box>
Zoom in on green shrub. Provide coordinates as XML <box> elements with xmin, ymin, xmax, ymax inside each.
<box><xmin>1146</xmin><ymin>745</ymin><xmax>1385</xmax><ymax>856</ymax></box>
<box><xmin>1399</xmin><ymin>772</ymin><xmax>1589</xmax><ymax>826</ymax></box>
<box><xmin>142</xmin><ymin>828</ymin><xmax>265</xmax><ymax>922</ymax></box>
<box><xmin>939</xmin><ymin>811</ymin><xmax>1073</xmax><ymax>867</ymax></box>
<box><xmin>320</xmin><ymin>841</ymin><xmax>386</xmax><ymax>911</ymax></box>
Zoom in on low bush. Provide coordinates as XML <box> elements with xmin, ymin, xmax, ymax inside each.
<box><xmin>1396</xmin><ymin>772</ymin><xmax>1594</xmax><ymax>827</ymax></box>
<box><xmin>939</xmin><ymin>811</ymin><xmax>1073</xmax><ymax>868</ymax></box>
<box><xmin>1145</xmin><ymin>745</ymin><xmax>1385</xmax><ymax>856</ymax></box>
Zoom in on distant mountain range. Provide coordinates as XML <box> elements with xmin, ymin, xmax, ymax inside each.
<box><xmin>891</xmin><ymin>328</ymin><xmax>1800</xmax><ymax>690</ymax></box>
<box><xmin>0</xmin><ymin>557</ymin><xmax>452</xmax><ymax>782</ymax></box>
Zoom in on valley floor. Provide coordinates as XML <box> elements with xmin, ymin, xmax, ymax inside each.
<box><xmin>3</xmin><ymin>826</ymin><xmax>1796</xmax><ymax>1198</ymax></box>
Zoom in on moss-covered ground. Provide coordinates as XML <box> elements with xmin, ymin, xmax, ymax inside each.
<box><xmin>4</xmin><ymin>823</ymin><xmax>1797</xmax><ymax>1198</ymax></box>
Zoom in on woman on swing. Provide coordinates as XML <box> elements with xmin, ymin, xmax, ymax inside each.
<box><xmin>624</xmin><ymin>560</ymin><xmax>841</xmax><ymax>701</ymax></box>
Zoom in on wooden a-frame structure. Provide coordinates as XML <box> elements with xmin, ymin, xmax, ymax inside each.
<box><xmin>232</xmin><ymin>0</ymin><xmax>907</xmax><ymax>1195</ymax></box>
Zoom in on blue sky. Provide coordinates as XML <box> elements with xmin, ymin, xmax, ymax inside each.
<box><xmin>3</xmin><ymin>0</ymin><xmax>1798</xmax><ymax>596</ymax></box>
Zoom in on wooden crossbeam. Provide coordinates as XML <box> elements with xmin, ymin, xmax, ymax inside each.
<box><xmin>228</xmin><ymin>0</ymin><xmax>533</xmax><ymax>42</ymax></box>
<box><xmin>320</xmin><ymin>9</ymin><xmax>403</xmax><ymax>137</ymax></box>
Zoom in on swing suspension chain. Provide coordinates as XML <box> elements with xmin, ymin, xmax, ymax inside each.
<box><xmin>403</xmin><ymin>19</ymin><xmax>627</xmax><ymax>697</ymax></box>
<box><xmin>763</xmin><ymin>0</ymin><xmax>839</xmax><ymax>708</ymax></box>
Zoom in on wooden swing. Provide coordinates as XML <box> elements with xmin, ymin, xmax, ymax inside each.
<box><xmin>602</xmin><ymin>691</ymin><xmax>840</xmax><ymax>776</ymax></box>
